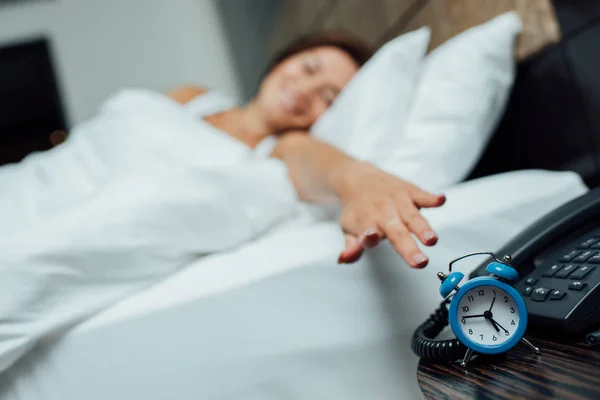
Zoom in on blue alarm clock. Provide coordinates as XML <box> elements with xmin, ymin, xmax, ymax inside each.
<box><xmin>438</xmin><ymin>252</ymin><xmax>540</xmax><ymax>367</ymax></box>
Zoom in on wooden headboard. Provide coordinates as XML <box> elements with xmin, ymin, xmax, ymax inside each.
<box><xmin>269</xmin><ymin>0</ymin><xmax>560</xmax><ymax>61</ymax></box>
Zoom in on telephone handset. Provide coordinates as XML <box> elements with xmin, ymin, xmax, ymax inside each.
<box><xmin>469</xmin><ymin>187</ymin><xmax>600</xmax><ymax>334</ymax></box>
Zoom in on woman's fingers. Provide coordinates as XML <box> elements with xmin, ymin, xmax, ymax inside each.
<box><xmin>379</xmin><ymin>212</ymin><xmax>429</xmax><ymax>268</ymax></box>
<box><xmin>337</xmin><ymin>187</ymin><xmax>443</xmax><ymax>266</ymax></box>
<box><xmin>338</xmin><ymin>233</ymin><xmax>363</xmax><ymax>264</ymax></box>
<box><xmin>338</xmin><ymin>208</ymin><xmax>384</xmax><ymax>263</ymax></box>
<box><xmin>411</xmin><ymin>188</ymin><xmax>446</xmax><ymax>209</ymax></box>
<box><xmin>397</xmin><ymin>198</ymin><xmax>438</xmax><ymax>246</ymax></box>
<box><xmin>357</xmin><ymin>226</ymin><xmax>382</xmax><ymax>249</ymax></box>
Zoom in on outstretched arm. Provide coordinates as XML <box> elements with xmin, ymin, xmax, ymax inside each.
<box><xmin>271</xmin><ymin>131</ymin><xmax>446</xmax><ymax>268</ymax></box>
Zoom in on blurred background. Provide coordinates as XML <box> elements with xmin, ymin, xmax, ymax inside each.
<box><xmin>0</xmin><ymin>0</ymin><xmax>282</xmax><ymax>165</ymax></box>
<box><xmin>1</xmin><ymin>0</ymin><xmax>598</xmax><ymax>186</ymax></box>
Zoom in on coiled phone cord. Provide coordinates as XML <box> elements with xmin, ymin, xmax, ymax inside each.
<box><xmin>411</xmin><ymin>299</ymin><xmax>468</xmax><ymax>361</ymax></box>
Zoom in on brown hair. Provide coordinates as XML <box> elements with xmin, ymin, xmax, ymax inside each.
<box><xmin>266</xmin><ymin>31</ymin><xmax>374</xmax><ymax>74</ymax></box>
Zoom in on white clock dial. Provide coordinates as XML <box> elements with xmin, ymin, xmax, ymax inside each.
<box><xmin>457</xmin><ymin>285</ymin><xmax>521</xmax><ymax>346</ymax></box>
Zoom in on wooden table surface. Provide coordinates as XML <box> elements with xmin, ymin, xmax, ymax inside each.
<box><xmin>417</xmin><ymin>335</ymin><xmax>600</xmax><ymax>400</ymax></box>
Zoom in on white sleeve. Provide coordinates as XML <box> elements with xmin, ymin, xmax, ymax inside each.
<box><xmin>0</xmin><ymin>159</ymin><xmax>296</xmax><ymax>373</ymax></box>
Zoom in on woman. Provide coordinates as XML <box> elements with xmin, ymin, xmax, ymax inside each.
<box><xmin>169</xmin><ymin>33</ymin><xmax>445</xmax><ymax>268</ymax></box>
<box><xmin>0</xmin><ymin>32</ymin><xmax>446</xmax><ymax>375</ymax></box>
<box><xmin>0</xmin><ymin>33</ymin><xmax>444</xmax><ymax>268</ymax></box>
<box><xmin>0</xmin><ymin>33</ymin><xmax>444</xmax><ymax>269</ymax></box>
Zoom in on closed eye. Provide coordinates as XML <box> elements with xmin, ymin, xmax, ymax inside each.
<box><xmin>321</xmin><ymin>87</ymin><xmax>338</xmax><ymax>107</ymax></box>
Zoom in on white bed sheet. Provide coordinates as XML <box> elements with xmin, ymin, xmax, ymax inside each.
<box><xmin>0</xmin><ymin>170</ymin><xmax>587</xmax><ymax>400</ymax></box>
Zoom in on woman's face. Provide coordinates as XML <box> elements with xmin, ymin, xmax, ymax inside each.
<box><xmin>256</xmin><ymin>46</ymin><xmax>359</xmax><ymax>132</ymax></box>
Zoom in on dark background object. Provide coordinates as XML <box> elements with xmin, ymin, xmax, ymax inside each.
<box><xmin>0</xmin><ymin>37</ymin><xmax>67</xmax><ymax>166</ymax></box>
<box><xmin>467</xmin><ymin>0</ymin><xmax>600</xmax><ymax>187</ymax></box>
<box><xmin>0</xmin><ymin>0</ymin><xmax>49</xmax><ymax>4</ymax></box>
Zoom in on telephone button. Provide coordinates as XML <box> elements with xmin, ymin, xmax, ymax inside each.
<box><xmin>531</xmin><ymin>287</ymin><xmax>552</xmax><ymax>302</ymax></box>
<box><xmin>588</xmin><ymin>253</ymin><xmax>600</xmax><ymax>264</ymax></box>
<box><xmin>579</xmin><ymin>238</ymin><xmax>599</xmax><ymax>249</ymax></box>
<box><xmin>560</xmin><ymin>250</ymin><xmax>581</xmax><ymax>262</ymax></box>
<box><xmin>524</xmin><ymin>287</ymin><xmax>533</xmax><ymax>297</ymax></box>
<box><xmin>549</xmin><ymin>290</ymin><xmax>566</xmax><ymax>300</ymax></box>
<box><xmin>542</xmin><ymin>264</ymin><xmax>563</xmax><ymax>277</ymax></box>
<box><xmin>555</xmin><ymin>264</ymin><xmax>578</xmax><ymax>279</ymax></box>
<box><xmin>569</xmin><ymin>265</ymin><xmax>595</xmax><ymax>280</ymax></box>
<box><xmin>568</xmin><ymin>281</ymin><xmax>588</xmax><ymax>291</ymax></box>
<box><xmin>591</xmin><ymin>241</ymin><xmax>600</xmax><ymax>249</ymax></box>
<box><xmin>559</xmin><ymin>250</ymin><xmax>581</xmax><ymax>262</ymax></box>
<box><xmin>525</xmin><ymin>277</ymin><xmax>538</xmax><ymax>286</ymax></box>
<box><xmin>573</xmin><ymin>250</ymin><xmax>597</xmax><ymax>263</ymax></box>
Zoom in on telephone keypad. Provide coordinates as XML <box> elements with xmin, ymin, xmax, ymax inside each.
<box><xmin>513</xmin><ymin>225</ymin><xmax>600</xmax><ymax>332</ymax></box>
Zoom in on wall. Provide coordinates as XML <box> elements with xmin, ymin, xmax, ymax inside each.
<box><xmin>0</xmin><ymin>0</ymin><xmax>241</xmax><ymax>125</ymax></box>
<box><xmin>215</xmin><ymin>0</ymin><xmax>283</xmax><ymax>101</ymax></box>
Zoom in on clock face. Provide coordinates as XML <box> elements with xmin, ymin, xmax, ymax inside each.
<box><xmin>456</xmin><ymin>285</ymin><xmax>522</xmax><ymax>347</ymax></box>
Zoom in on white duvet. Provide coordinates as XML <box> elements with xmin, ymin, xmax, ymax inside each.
<box><xmin>0</xmin><ymin>89</ymin><xmax>298</xmax><ymax>374</ymax></box>
<box><xmin>0</xmin><ymin>89</ymin><xmax>257</xmax><ymax>233</ymax></box>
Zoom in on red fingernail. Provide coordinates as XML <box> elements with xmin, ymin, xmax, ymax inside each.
<box><xmin>339</xmin><ymin>250</ymin><xmax>363</xmax><ymax>264</ymax></box>
<box><xmin>412</xmin><ymin>253</ymin><xmax>429</xmax><ymax>268</ymax></box>
<box><xmin>423</xmin><ymin>231</ymin><xmax>438</xmax><ymax>245</ymax></box>
<box><xmin>360</xmin><ymin>229</ymin><xmax>381</xmax><ymax>248</ymax></box>
<box><xmin>363</xmin><ymin>228</ymin><xmax>377</xmax><ymax>236</ymax></box>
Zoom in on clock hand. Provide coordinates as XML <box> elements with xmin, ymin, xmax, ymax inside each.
<box><xmin>462</xmin><ymin>314</ymin><xmax>486</xmax><ymax>319</ymax></box>
<box><xmin>489</xmin><ymin>297</ymin><xmax>496</xmax><ymax>312</ymax></box>
<box><xmin>490</xmin><ymin>318</ymin><xmax>509</xmax><ymax>334</ymax></box>
<box><xmin>489</xmin><ymin>318</ymin><xmax>500</xmax><ymax>333</ymax></box>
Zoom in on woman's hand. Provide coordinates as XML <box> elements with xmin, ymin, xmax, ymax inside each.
<box><xmin>335</xmin><ymin>161</ymin><xmax>446</xmax><ymax>267</ymax></box>
<box><xmin>271</xmin><ymin>132</ymin><xmax>445</xmax><ymax>267</ymax></box>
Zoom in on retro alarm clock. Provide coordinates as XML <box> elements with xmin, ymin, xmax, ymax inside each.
<box><xmin>411</xmin><ymin>251</ymin><xmax>540</xmax><ymax>367</ymax></box>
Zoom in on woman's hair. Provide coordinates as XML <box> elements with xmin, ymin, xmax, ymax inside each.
<box><xmin>265</xmin><ymin>31</ymin><xmax>374</xmax><ymax>74</ymax></box>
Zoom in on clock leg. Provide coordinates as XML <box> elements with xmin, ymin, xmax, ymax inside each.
<box><xmin>521</xmin><ymin>337</ymin><xmax>540</xmax><ymax>354</ymax></box>
<box><xmin>460</xmin><ymin>348</ymin><xmax>474</xmax><ymax>368</ymax></box>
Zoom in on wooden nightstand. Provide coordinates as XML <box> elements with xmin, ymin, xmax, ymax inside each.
<box><xmin>417</xmin><ymin>335</ymin><xmax>600</xmax><ymax>399</ymax></box>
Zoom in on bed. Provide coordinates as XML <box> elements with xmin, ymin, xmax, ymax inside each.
<box><xmin>0</xmin><ymin>171</ymin><xmax>586</xmax><ymax>400</ymax></box>
<box><xmin>2</xmin><ymin>1</ymin><xmax>600</xmax><ymax>399</ymax></box>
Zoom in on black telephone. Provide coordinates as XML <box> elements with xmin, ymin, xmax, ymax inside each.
<box><xmin>469</xmin><ymin>186</ymin><xmax>600</xmax><ymax>335</ymax></box>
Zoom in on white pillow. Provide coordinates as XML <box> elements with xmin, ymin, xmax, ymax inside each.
<box><xmin>310</xmin><ymin>26</ymin><xmax>431</xmax><ymax>160</ymax></box>
<box><xmin>379</xmin><ymin>12</ymin><xmax>523</xmax><ymax>192</ymax></box>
